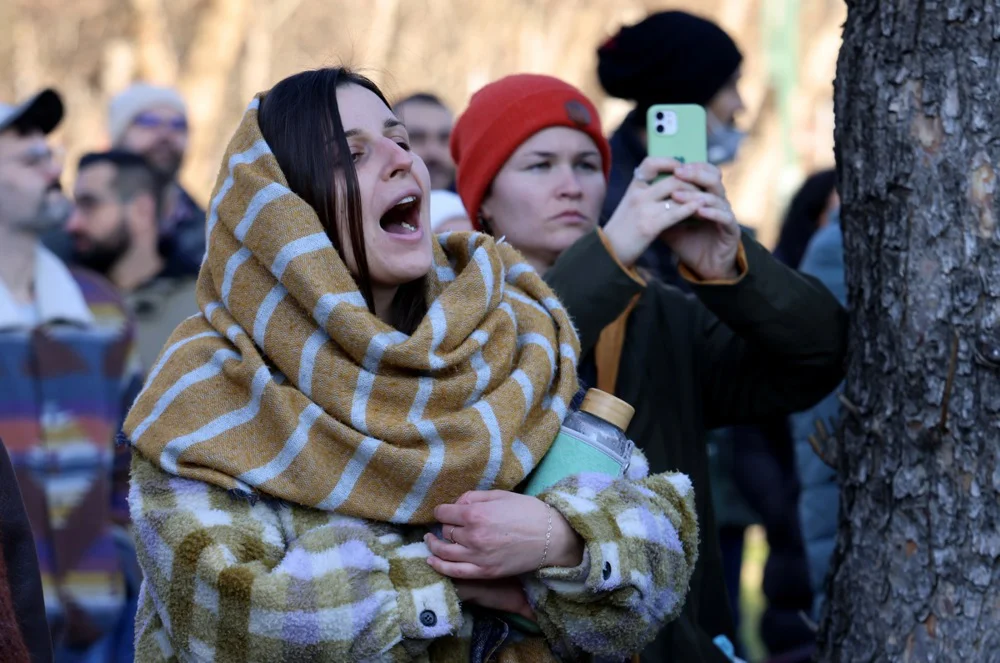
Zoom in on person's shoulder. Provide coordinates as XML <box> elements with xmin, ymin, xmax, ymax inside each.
<box><xmin>131</xmin><ymin>274</ymin><xmax>198</xmax><ymax>320</ymax></box>
<box><xmin>134</xmin><ymin>273</ymin><xmax>197</xmax><ymax>297</ymax></box>
<box><xmin>66</xmin><ymin>267</ymin><xmax>135</xmax><ymax>332</ymax></box>
<box><xmin>67</xmin><ymin>267</ymin><xmax>128</xmax><ymax>309</ymax></box>
<box><xmin>799</xmin><ymin>222</ymin><xmax>844</xmax><ymax>281</ymax></box>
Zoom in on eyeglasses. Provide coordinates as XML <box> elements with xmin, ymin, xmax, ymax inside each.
<box><xmin>132</xmin><ymin>113</ymin><xmax>188</xmax><ymax>133</ymax></box>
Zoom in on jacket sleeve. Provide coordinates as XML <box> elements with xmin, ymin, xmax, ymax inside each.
<box><xmin>522</xmin><ymin>450</ymin><xmax>699</xmax><ymax>660</ymax></box>
<box><xmin>130</xmin><ymin>454</ymin><xmax>462</xmax><ymax>662</ymax></box>
<box><xmin>689</xmin><ymin>233</ymin><xmax>848</xmax><ymax>429</ymax></box>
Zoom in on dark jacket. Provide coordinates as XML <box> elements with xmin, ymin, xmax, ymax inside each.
<box><xmin>0</xmin><ymin>441</ymin><xmax>53</xmax><ymax>663</ymax></box>
<box><xmin>545</xmin><ymin>231</ymin><xmax>847</xmax><ymax>663</ymax></box>
<box><xmin>159</xmin><ymin>184</ymin><xmax>207</xmax><ymax>278</ymax></box>
<box><xmin>789</xmin><ymin>216</ymin><xmax>845</xmax><ymax>617</ymax></box>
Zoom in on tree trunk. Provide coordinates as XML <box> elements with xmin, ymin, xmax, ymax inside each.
<box><xmin>822</xmin><ymin>1</ymin><xmax>1000</xmax><ymax>660</ymax></box>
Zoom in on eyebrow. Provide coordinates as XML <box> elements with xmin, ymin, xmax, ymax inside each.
<box><xmin>522</xmin><ymin>149</ymin><xmax>601</xmax><ymax>159</ymax></box>
<box><xmin>345</xmin><ymin>118</ymin><xmax>405</xmax><ymax>139</ymax></box>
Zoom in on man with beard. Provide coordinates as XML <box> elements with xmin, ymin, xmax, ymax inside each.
<box><xmin>107</xmin><ymin>83</ymin><xmax>205</xmax><ymax>276</ymax></box>
<box><xmin>0</xmin><ymin>88</ymin><xmax>143</xmax><ymax>663</ymax></box>
<box><xmin>66</xmin><ymin>151</ymin><xmax>198</xmax><ymax>368</ymax></box>
<box><xmin>394</xmin><ymin>92</ymin><xmax>456</xmax><ymax>190</ymax></box>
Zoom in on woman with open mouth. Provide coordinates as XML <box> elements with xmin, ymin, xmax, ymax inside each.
<box><xmin>121</xmin><ymin>67</ymin><xmax>700</xmax><ymax>662</ymax></box>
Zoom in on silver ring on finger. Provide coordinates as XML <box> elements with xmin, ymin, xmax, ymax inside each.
<box><xmin>447</xmin><ymin>525</ymin><xmax>457</xmax><ymax>544</ymax></box>
<box><xmin>664</xmin><ymin>201</ymin><xmax>672</xmax><ymax>212</ymax></box>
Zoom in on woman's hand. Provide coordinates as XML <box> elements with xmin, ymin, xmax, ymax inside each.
<box><xmin>453</xmin><ymin>578</ymin><xmax>536</xmax><ymax>621</ymax></box>
<box><xmin>602</xmin><ymin>156</ymin><xmax>702</xmax><ymax>267</ymax></box>
<box><xmin>426</xmin><ymin>491</ymin><xmax>583</xmax><ymax>580</ymax></box>
<box><xmin>602</xmin><ymin>157</ymin><xmax>741</xmax><ymax>280</ymax></box>
<box><xmin>665</xmin><ymin>162</ymin><xmax>742</xmax><ymax>281</ymax></box>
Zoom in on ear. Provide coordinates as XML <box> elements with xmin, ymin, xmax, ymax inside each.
<box><xmin>478</xmin><ymin>196</ymin><xmax>495</xmax><ymax>234</ymax></box>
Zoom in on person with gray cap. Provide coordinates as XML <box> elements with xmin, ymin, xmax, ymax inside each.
<box><xmin>108</xmin><ymin>83</ymin><xmax>205</xmax><ymax>277</ymax></box>
<box><xmin>0</xmin><ymin>88</ymin><xmax>144</xmax><ymax>663</ymax></box>
<box><xmin>598</xmin><ymin>10</ymin><xmax>747</xmax><ymax>287</ymax></box>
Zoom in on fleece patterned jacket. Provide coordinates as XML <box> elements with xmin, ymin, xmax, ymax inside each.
<box><xmin>129</xmin><ymin>447</ymin><xmax>698</xmax><ymax>662</ymax></box>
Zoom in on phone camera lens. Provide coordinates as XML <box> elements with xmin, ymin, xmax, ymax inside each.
<box><xmin>656</xmin><ymin>124</ymin><xmax>665</xmax><ymax>133</ymax></box>
<box><xmin>655</xmin><ymin>112</ymin><xmax>665</xmax><ymax>121</ymax></box>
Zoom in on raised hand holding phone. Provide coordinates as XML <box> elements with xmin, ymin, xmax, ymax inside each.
<box><xmin>663</xmin><ymin>162</ymin><xmax>741</xmax><ymax>281</ymax></box>
<box><xmin>646</xmin><ymin>104</ymin><xmax>741</xmax><ymax>280</ymax></box>
<box><xmin>603</xmin><ymin>104</ymin><xmax>741</xmax><ymax>279</ymax></box>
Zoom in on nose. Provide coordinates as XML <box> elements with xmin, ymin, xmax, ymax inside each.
<box><xmin>380</xmin><ymin>137</ymin><xmax>414</xmax><ymax>181</ymax></box>
<box><xmin>65</xmin><ymin>207</ymin><xmax>84</xmax><ymax>233</ymax></box>
<box><xmin>45</xmin><ymin>160</ymin><xmax>62</xmax><ymax>184</ymax></box>
<box><xmin>555</xmin><ymin>164</ymin><xmax>584</xmax><ymax>199</ymax></box>
<box><xmin>734</xmin><ymin>89</ymin><xmax>746</xmax><ymax>115</ymax></box>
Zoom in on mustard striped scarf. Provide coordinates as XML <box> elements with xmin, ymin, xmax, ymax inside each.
<box><xmin>123</xmin><ymin>94</ymin><xmax>580</xmax><ymax>524</ymax></box>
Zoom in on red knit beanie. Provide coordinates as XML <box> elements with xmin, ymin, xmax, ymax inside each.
<box><xmin>450</xmin><ymin>74</ymin><xmax>611</xmax><ymax>230</ymax></box>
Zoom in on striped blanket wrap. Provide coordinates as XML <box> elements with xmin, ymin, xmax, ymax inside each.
<box><xmin>122</xmin><ymin>95</ymin><xmax>580</xmax><ymax>524</ymax></box>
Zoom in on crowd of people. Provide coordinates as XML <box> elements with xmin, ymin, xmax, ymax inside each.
<box><xmin>0</xmin><ymin>10</ymin><xmax>849</xmax><ymax>663</ymax></box>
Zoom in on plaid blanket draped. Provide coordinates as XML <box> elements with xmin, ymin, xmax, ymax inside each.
<box><xmin>123</xmin><ymin>95</ymin><xmax>580</xmax><ymax>524</ymax></box>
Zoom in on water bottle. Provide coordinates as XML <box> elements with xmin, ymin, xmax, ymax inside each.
<box><xmin>524</xmin><ymin>388</ymin><xmax>635</xmax><ymax>496</ymax></box>
<box><xmin>506</xmin><ymin>389</ymin><xmax>636</xmax><ymax>634</ymax></box>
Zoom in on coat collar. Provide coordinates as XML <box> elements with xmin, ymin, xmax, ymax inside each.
<box><xmin>0</xmin><ymin>245</ymin><xmax>95</xmax><ymax>330</ymax></box>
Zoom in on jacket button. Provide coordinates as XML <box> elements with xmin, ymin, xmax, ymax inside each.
<box><xmin>603</xmin><ymin>561</ymin><xmax>613</xmax><ymax>580</ymax></box>
<box><xmin>419</xmin><ymin>609</ymin><xmax>437</xmax><ymax>627</ymax></box>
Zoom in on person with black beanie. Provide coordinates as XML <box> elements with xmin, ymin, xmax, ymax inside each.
<box><xmin>598</xmin><ymin>13</ymin><xmax>755</xmax><ymax>663</ymax></box>
<box><xmin>597</xmin><ymin>10</ymin><xmax>746</xmax><ymax>287</ymax></box>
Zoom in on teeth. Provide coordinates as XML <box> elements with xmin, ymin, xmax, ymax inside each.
<box><xmin>395</xmin><ymin>195</ymin><xmax>417</xmax><ymax>207</ymax></box>
<box><xmin>401</xmin><ymin>222</ymin><xmax>416</xmax><ymax>232</ymax></box>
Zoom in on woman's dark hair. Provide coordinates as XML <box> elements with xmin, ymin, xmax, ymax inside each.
<box><xmin>257</xmin><ymin>67</ymin><xmax>427</xmax><ymax>334</ymax></box>
<box><xmin>773</xmin><ymin>169</ymin><xmax>838</xmax><ymax>269</ymax></box>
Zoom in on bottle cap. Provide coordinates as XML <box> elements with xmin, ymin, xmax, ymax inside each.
<box><xmin>580</xmin><ymin>389</ymin><xmax>635</xmax><ymax>432</ymax></box>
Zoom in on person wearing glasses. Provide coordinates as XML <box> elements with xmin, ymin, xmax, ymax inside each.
<box><xmin>108</xmin><ymin>83</ymin><xmax>205</xmax><ymax>277</ymax></box>
<box><xmin>0</xmin><ymin>88</ymin><xmax>144</xmax><ymax>663</ymax></box>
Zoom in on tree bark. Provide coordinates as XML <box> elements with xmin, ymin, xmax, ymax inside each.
<box><xmin>822</xmin><ymin>1</ymin><xmax>1000</xmax><ymax>660</ymax></box>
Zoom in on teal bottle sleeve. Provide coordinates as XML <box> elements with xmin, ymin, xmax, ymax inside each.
<box><xmin>524</xmin><ymin>426</ymin><xmax>631</xmax><ymax>496</ymax></box>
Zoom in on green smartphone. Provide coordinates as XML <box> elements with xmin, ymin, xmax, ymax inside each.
<box><xmin>647</xmin><ymin>104</ymin><xmax>708</xmax><ymax>229</ymax></box>
<box><xmin>646</xmin><ymin>104</ymin><xmax>708</xmax><ymax>165</ymax></box>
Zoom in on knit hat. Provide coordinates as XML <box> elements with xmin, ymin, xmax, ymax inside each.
<box><xmin>597</xmin><ymin>11</ymin><xmax>742</xmax><ymax>109</ymax></box>
<box><xmin>451</xmin><ymin>74</ymin><xmax>611</xmax><ymax>229</ymax></box>
<box><xmin>108</xmin><ymin>83</ymin><xmax>187</xmax><ymax>145</ymax></box>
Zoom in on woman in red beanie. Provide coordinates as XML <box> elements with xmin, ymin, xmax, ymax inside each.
<box><xmin>449</xmin><ymin>73</ymin><xmax>848</xmax><ymax>663</ymax></box>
